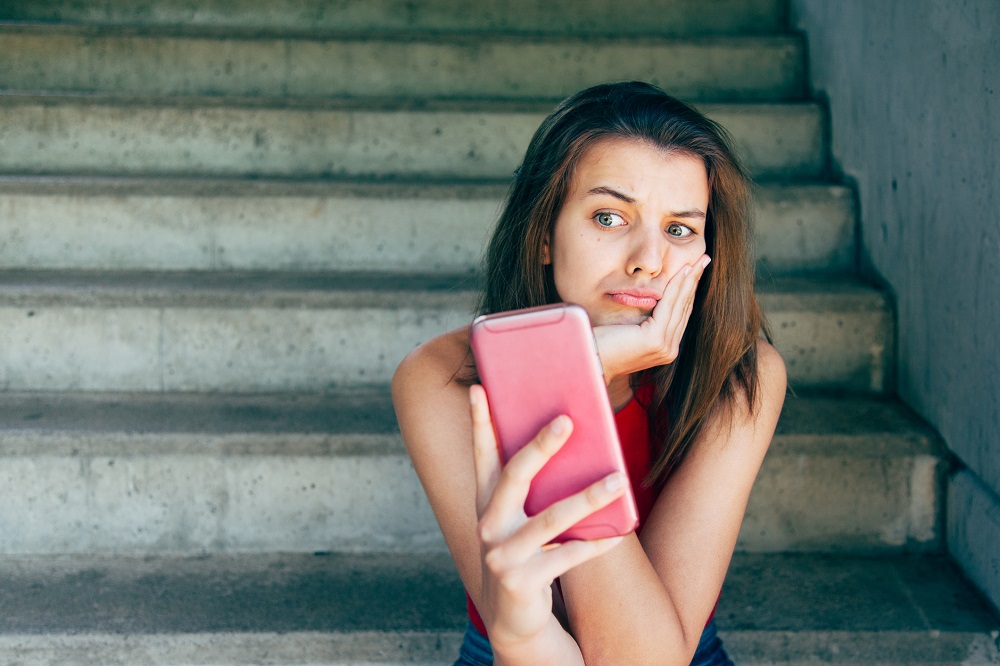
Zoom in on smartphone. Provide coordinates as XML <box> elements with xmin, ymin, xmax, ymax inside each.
<box><xmin>470</xmin><ymin>303</ymin><xmax>639</xmax><ymax>542</ymax></box>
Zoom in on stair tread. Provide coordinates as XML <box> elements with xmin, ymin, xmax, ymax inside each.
<box><xmin>0</xmin><ymin>29</ymin><xmax>803</xmax><ymax>103</ymax></box>
<box><xmin>0</xmin><ymin>390</ymin><xmax>939</xmax><ymax>458</ymax></box>
<box><xmin>0</xmin><ymin>91</ymin><xmax>822</xmax><ymax>114</ymax></box>
<box><xmin>0</xmin><ymin>552</ymin><xmax>994</xmax><ymax>662</ymax></box>
<box><xmin>0</xmin><ymin>270</ymin><xmax>883</xmax><ymax>307</ymax></box>
<box><xmin>0</xmin><ymin>97</ymin><xmax>824</xmax><ymax>181</ymax></box>
<box><xmin>0</xmin><ymin>0</ymin><xmax>786</xmax><ymax>38</ymax></box>
<box><xmin>0</xmin><ymin>22</ymin><xmax>801</xmax><ymax>44</ymax></box>
<box><xmin>0</xmin><ymin>174</ymin><xmax>852</xmax><ymax>194</ymax></box>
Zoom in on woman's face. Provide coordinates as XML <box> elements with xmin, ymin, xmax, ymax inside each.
<box><xmin>544</xmin><ymin>137</ymin><xmax>710</xmax><ymax>327</ymax></box>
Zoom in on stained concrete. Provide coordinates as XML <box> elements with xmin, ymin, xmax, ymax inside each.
<box><xmin>0</xmin><ymin>98</ymin><xmax>825</xmax><ymax>180</ymax></box>
<box><xmin>0</xmin><ymin>178</ymin><xmax>855</xmax><ymax>274</ymax></box>
<box><xmin>0</xmin><ymin>0</ymin><xmax>785</xmax><ymax>37</ymax></box>
<box><xmin>0</xmin><ymin>552</ymin><xmax>994</xmax><ymax>664</ymax></box>
<box><xmin>949</xmin><ymin>471</ymin><xmax>1000</xmax><ymax>614</ymax></box>
<box><xmin>0</xmin><ymin>29</ymin><xmax>804</xmax><ymax>102</ymax></box>
<box><xmin>0</xmin><ymin>391</ymin><xmax>946</xmax><ymax>554</ymax></box>
<box><xmin>0</xmin><ymin>271</ymin><xmax>888</xmax><ymax>392</ymax></box>
<box><xmin>791</xmin><ymin>0</ymin><xmax>1000</xmax><ymax>612</ymax></box>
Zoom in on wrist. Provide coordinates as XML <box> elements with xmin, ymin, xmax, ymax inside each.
<box><xmin>490</xmin><ymin>616</ymin><xmax>584</xmax><ymax>666</ymax></box>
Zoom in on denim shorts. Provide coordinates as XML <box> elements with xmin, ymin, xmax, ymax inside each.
<box><xmin>454</xmin><ymin>618</ymin><xmax>734</xmax><ymax>665</ymax></box>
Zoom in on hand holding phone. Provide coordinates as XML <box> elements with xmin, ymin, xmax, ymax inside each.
<box><xmin>470</xmin><ymin>303</ymin><xmax>639</xmax><ymax>542</ymax></box>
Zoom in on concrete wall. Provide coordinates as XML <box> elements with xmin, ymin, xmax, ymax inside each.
<box><xmin>789</xmin><ymin>0</ymin><xmax>999</xmax><ymax>609</ymax></box>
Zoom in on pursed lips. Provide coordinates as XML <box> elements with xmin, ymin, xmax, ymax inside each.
<box><xmin>607</xmin><ymin>288</ymin><xmax>662</xmax><ymax>310</ymax></box>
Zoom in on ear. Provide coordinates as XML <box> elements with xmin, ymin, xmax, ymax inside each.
<box><xmin>542</xmin><ymin>234</ymin><xmax>552</xmax><ymax>265</ymax></box>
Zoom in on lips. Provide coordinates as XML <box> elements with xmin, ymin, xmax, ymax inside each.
<box><xmin>608</xmin><ymin>289</ymin><xmax>661</xmax><ymax>310</ymax></box>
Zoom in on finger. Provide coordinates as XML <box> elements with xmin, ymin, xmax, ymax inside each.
<box><xmin>663</xmin><ymin>268</ymin><xmax>701</xmax><ymax>350</ymax></box>
<box><xmin>501</xmin><ymin>471</ymin><xmax>628</xmax><ymax>561</ymax></box>
<box><xmin>522</xmin><ymin>535</ymin><xmax>626</xmax><ymax>588</ymax></box>
<box><xmin>664</xmin><ymin>256</ymin><xmax>708</xmax><ymax>334</ymax></box>
<box><xmin>644</xmin><ymin>265</ymin><xmax>689</xmax><ymax>331</ymax></box>
<box><xmin>647</xmin><ymin>264</ymin><xmax>693</xmax><ymax>332</ymax></box>
<box><xmin>487</xmin><ymin>415</ymin><xmax>574</xmax><ymax>519</ymax></box>
<box><xmin>470</xmin><ymin>385</ymin><xmax>502</xmax><ymax>516</ymax></box>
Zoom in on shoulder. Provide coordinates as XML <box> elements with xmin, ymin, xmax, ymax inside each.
<box><xmin>391</xmin><ymin>326</ymin><xmax>475</xmax><ymax>453</ymax></box>
<box><xmin>392</xmin><ymin>326</ymin><xmax>471</xmax><ymax>395</ymax></box>
<box><xmin>694</xmin><ymin>338</ymin><xmax>785</xmax><ymax>458</ymax></box>
<box><xmin>726</xmin><ymin>338</ymin><xmax>785</xmax><ymax>442</ymax></box>
<box><xmin>754</xmin><ymin>338</ymin><xmax>787</xmax><ymax>406</ymax></box>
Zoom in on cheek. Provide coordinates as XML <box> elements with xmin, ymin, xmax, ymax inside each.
<box><xmin>666</xmin><ymin>240</ymin><xmax>708</xmax><ymax>277</ymax></box>
<box><xmin>550</xmin><ymin>240</ymin><xmax>603</xmax><ymax>298</ymax></box>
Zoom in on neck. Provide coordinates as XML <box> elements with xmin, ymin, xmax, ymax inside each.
<box><xmin>607</xmin><ymin>374</ymin><xmax>634</xmax><ymax>412</ymax></box>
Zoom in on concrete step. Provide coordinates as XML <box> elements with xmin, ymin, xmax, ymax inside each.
<box><xmin>0</xmin><ymin>177</ymin><xmax>855</xmax><ymax>274</ymax></box>
<box><xmin>0</xmin><ymin>0</ymin><xmax>786</xmax><ymax>37</ymax></box>
<box><xmin>0</xmin><ymin>551</ymin><xmax>995</xmax><ymax>665</ymax></box>
<box><xmin>0</xmin><ymin>391</ymin><xmax>943</xmax><ymax>554</ymax></box>
<box><xmin>0</xmin><ymin>28</ymin><xmax>804</xmax><ymax>103</ymax></box>
<box><xmin>0</xmin><ymin>96</ymin><xmax>825</xmax><ymax>180</ymax></box>
<box><xmin>0</xmin><ymin>271</ymin><xmax>888</xmax><ymax>393</ymax></box>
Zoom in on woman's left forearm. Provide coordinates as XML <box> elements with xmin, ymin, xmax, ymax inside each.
<box><xmin>557</xmin><ymin>535</ymin><xmax>694</xmax><ymax>666</ymax></box>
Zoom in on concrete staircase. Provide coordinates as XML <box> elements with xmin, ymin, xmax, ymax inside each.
<box><xmin>0</xmin><ymin>1</ymin><xmax>996</xmax><ymax>664</ymax></box>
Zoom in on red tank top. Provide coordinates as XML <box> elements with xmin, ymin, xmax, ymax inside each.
<box><xmin>466</xmin><ymin>386</ymin><xmax>664</xmax><ymax>636</ymax></box>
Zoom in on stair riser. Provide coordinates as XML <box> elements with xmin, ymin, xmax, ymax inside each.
<box><xmin>744</xmin><ymin>453</ymin><xmax>942</xmax><ymax>551</ymax></box>
<box><xmin>0</xmin><ymin>103</ymin><xmax>825</xmax><ymax>179</ymax></box>
<box><xmin>0</xmin><ymin>0</ymin><xmax>784</xmax><ymax>36</ymax></box>
<box><xmin>0</xmin><ymin>32</ymin><xmax>803</xmax><ymax>102</ymax></box>
<box><xmin>764</xmin><ymin>302</ymin><xmax>893</xmax><ymax>394</ymax></box>
<box><xmin>0</xmin><ymin>186</ymin><xmax>855</xmax><ymax>274</ymax></box>
<box><xmin>0</xmin><ymin>300</ymin><xmax>888</xmax><ymax>392</ymax></box>
<box><xmin>0</xmin><ymin>452</ymin><xmax>439</xmax><ymax>554</ymax></box>
<box><xmin>0</xmin><ymin>445</ymin><xmax>940</xmax><ymax>554</ymax></box>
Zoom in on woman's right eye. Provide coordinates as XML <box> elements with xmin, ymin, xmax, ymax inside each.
<box><xmin>595</xmin><ymin>212</ymin><xmax>626</xmax><ymax>228</ymax></box>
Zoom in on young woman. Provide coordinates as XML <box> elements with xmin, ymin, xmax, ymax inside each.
<box><xmin>392</xmin><ymin>81</ymin><xmax>786</xmax><ymax>666</ymax></box>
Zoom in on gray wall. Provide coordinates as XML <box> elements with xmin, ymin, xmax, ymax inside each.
<box><xmin>789</xmin><ymin>0</ymin><xmax>999</xmax><ymax>609</ymax></box>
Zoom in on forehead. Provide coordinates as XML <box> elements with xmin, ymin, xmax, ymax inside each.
<box><xmin>567</xmin><ymin>137</ymin><xmax>709</xmax><ymax>204</ymax></box>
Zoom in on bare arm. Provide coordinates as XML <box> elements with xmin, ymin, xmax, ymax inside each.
<box><xmin>393</xmin><ymin>332</ymin><xmax>625</xmax><ymax>665</ymax></box>
<box><xmin>394</xmin><ymin>256</ymin><xmax>785</xmax><ymax>664</ymax></box>
<box><xmin>558</xmin><ymin>341</ymin><xmax>787</xmax><ymax>665</ymax></box>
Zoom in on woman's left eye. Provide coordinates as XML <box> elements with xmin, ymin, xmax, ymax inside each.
<box><xmin>666</xmin><ymin>223</ymin><xmax>693</xmax><ymax>238</ymax></box>
<box><xmin>595</xmin><ymin>212</ymin><xmax>626</xmax><ymax>228</ymax></box>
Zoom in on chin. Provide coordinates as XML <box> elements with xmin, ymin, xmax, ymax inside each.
<box><xmin>596</xmin><ymin>309</ymin><xmax>653</xmax><ymax>327</ymax></box>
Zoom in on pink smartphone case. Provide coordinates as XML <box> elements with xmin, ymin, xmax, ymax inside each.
<box><xmin>470</xmin><ymin>303</ymin><xmax>639</xmax><ymax>542</ymax></box>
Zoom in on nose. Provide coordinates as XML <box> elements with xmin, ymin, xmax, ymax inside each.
<box><xmin>625</xmin><ymin>225</ymin><xmax>665</xmax><ymax>277</ymax></box>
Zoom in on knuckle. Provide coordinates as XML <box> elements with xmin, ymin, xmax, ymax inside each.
<box><xmin>483</xmin><ymin>546</ymin><xmax>506</xmax><ymax>576</ymax></box>
<box><xmin>498</xmin><ymin>569</ymin><xmax>522</xmax><ymax>594</ymax></box>
<box><xmin>534</xmin><ymin>430</ymin><xmax>560</xmax><ymax>456</ymax></box>
<box><xmin>585</xmin><ymin>483</ymin><xmax>606</xmax><ymax>508</ymax></box>
<box><xmin>477</xmin><ymin>517</ymin><xmax>498</xmax><ymax>545</ymax></box>
<box><xmin>539</xmin><ymin>507</ymin><xmax>561</xmax><ymax>533</ymax></box>
<box><xmin>502</xmin><ymin>459</ymin><xmax>531</xmax><ymax>486</ymax></box>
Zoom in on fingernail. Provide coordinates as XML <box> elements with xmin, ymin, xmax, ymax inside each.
<box><xmin>703</xmin><ymin>256</ymin><xmax>712</xmax><ymax>267</ymax></box>
<box><xmin>469</xmin><ymin>389</ymin><xmax>479</xmax><ymax>406</ymax></box>
<box><xmin>551</xmin><ymin>415</ymin><xmax>569</xmax><ymax>434</ymax></box>
<box><xmin>605</xmin><ymin>472</ymin><xmax>626</xmax><ymax>491</ymax></box>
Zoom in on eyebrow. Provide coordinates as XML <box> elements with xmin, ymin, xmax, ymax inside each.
<box><xmin>586</xmin><ymin>186</ymin><xmax>707</xmax><ymax>219</ymax></box>
<box><xmin>587</xmin><ymin>186</ymin><xmax>636</xmax><ymax>204</ymax></box>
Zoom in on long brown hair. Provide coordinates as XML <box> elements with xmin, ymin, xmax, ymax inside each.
<box><xmin>478</xmin><ymin>81</ymin><xmax>769</xmax><ymax>486</ymax></box>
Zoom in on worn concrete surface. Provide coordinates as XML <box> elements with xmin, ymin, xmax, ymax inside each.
<box><xmin>0</xmin><ymin>29</ymin><xmax>804</xmax><ymax>102</ymax></box>
<box><xmin>791</xmin><ymin>0</ymin><xmax>1000</xmax><ymax>613</ymax></box>
<box><xmin>949</xmin><ymin>471</ymin><xmax>1000</xmax><ymax>616</ymax></box>
<box><xmin>0</xmin><ymin>178</ymin><xmax>855</xmax><ymax>274</ymax></box>
<box><xmin>0</xmin><ymin>391</ymin><xmax>946</xmax><ymax>554</ymax></box>
<box><xmin>0</xmin><ymin>0</ymin><xmax>785</xmax><ymax>36</ymax></box>
<box><xmin>0</xmin><ymin>98</ymin><xmax>825</xmax><ymax>180</ymax></box>
<box><xmin>0</xmin><ymin>552</ymin><xmax>994</xmax><ymax>664</ymax></box>
<box><xmin>0</xmin><ymin>272</ymin><xmax>886</xmax><ymax>392</ymax></box>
